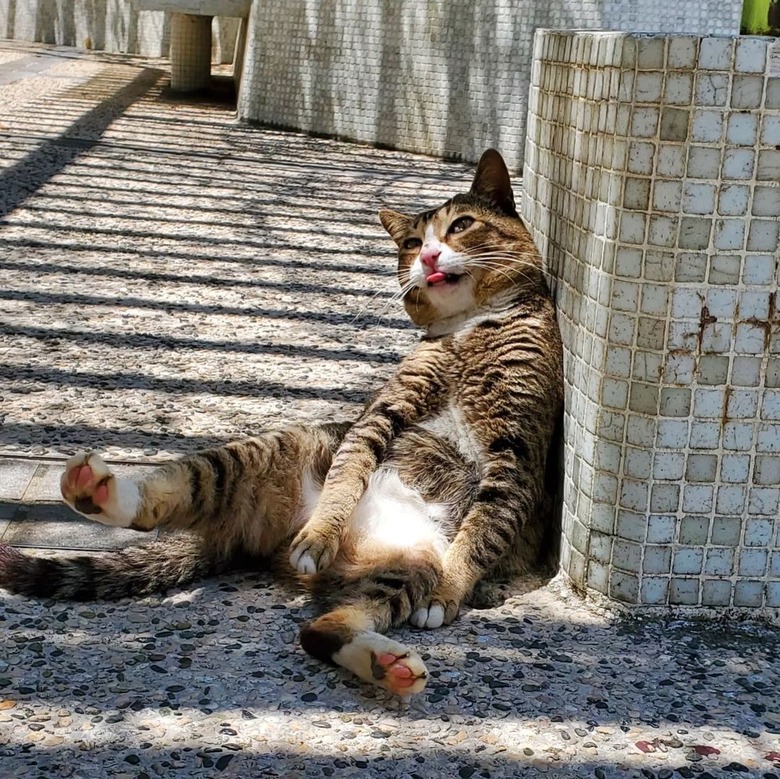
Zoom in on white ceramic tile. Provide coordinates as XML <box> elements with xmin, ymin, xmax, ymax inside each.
<box><xmin>718</xmin><ymin>184</ymin><xmax>749</xmax><ymax>216</ymax></box>
<box><xmin>760</xmin><ymin>115</ymin><xmax>780</xmax><ymax>146</ymax></box>
<box><xmin>687</xmin><ymin>145</ymin><xmax>722</xmax><ymax>178</ymax></box>
<box><xmin>726</xmin><ymin>113</ymin><xmax>759</xmax><ymax>146</ymax></box>
<box><xmin>664</xmin><ymin>73</ymin><xmax>693</xmax><ymax>105</ymax></box>
<box><xmin>652</xmin><ymin>180</ymin><xmax>681</xmax><ymax>212</ymax></box>
<box><xmin>708</xmin><ymin>254</ymin><xmax>741</xmax><ymax>284</ymax></box>
<box><xmin>698</xmin><ymin>37</ymin><xmax>733</xmax><ymax>70</ymax></box>
<box><xmin>747</xmin><ymin>220</ymin><xmax>780</xmax><ymax>253</ymax></box>
<box><xmin>656</xmin><ymin>145</ymin><xmax>686</xmax><ymax>177</ymax></box>
<box><xmin>682</xmin><ymin>182</ymin><xmax>716</xmax><ymax>215</ymax></box>
<box><xmin>735</xmin><ymin>38</ymin><xmax>767</xmax><ymax>73</ymax></box>
<box><xmin>695</xmin><ymin>72</ymin><xmax>729</xmax><ymax>106</ymax></box>
<box><xmin>752</xmin><ymin>186</ymin><xmax>780</xmax><ymax>217</ymax></box>
<box><xmin>743</xmin><ymin>254</ymin><xmax>776</xmax><ymax>285</ymax></box>
<box><xmin>667</xmin><ymin>37</ymin><xmax>698</xmax><ymax>70</ymax></box>
<box><xmin>630</xmin><ymin>107</ymin><xmax>660</xmax><ymax>138</ymax></box>
<box><xmin>706</xmin><ymin>288</ymin><xmax>737</xmax><ymax>318</ymax></box>
<box><xmin>756</xmin><ymin>149</ymin><xmax>780</xmax><ymax>181</ymax></box>
<box><xmin>713</xmin><ymin>219</ymin><xmax>745</xmax><ymax>251</ymax></box>
<box><xmin>731</xmin><ymin>75</ymin><xmax>765</xmax><ymax>109</ymax></box>
<box><xmin>705</xmin><ymin>549</ymin><xmax>734</xmax><ymax>576</ymax></box>
<box><xmin>691</xmin><ymin>109</ymin><xmax>724</xmax><ymax>142</ymax></box>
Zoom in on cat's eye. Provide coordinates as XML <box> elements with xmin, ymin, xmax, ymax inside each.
<box><xmin>448</xmin><ymin>216</ymin><xmax>475</xmax><ymax>234</ymax></box>
<box><xmin>403</xmin><ymin>237</ymin><xmax>422</xmax><ymax>250</ymax></box>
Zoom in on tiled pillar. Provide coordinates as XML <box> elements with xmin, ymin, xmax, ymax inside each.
<box><xmin>524</xmin><ymin>31</ymin><xmax>780</xmax><ymax>617</ymax></box>
<box><xmin>170</xmin><ymin>12</ymin><xmax>212</xmax><ymax>92</ymax></box>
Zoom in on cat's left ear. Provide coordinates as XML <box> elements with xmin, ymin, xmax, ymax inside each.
<box><xmin>470</xmin><ymin>148</ymin><xmax>518</xmax><ymax>217</ymax></box>
<box><xmin>379</xmin><ymin>209</ymin><xmax>413</xmax><ymax>246</ymax></box>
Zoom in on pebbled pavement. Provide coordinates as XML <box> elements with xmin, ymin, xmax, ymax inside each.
<box><xmin>0</xmin><ymin>42</ymin><xmax>778</xmax><ymax>779</ymax></box>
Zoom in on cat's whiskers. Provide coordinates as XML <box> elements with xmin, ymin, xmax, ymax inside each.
<box><xmin>465</xmin><ymin>259</ymin><xmax>537</xmax><ymax>288</ymax></box>
<box><xmin>467</xmin><ymin>262</ymin><xmax>518</xmax><ymax>288</ymax></box>
<box><xmin>462</xmin><ymin>253</ymin><xmax>540</xmax><ymax>273</ymax></box>
<box><xmin>350</xmin><ymin>275</ymin><xmax>414</xmax><ymax>325</ymax></box>
<box><xmin>369</xmin><ymin>277</ymin><xmax>418</xmax><ymax>322</ymax></box>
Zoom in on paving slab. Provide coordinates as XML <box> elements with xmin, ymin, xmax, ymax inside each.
<box><xmin>0</xmin><ymin>42</ymin><xmax>778</xmax><ymax>779</ymax></box>
<box><xmin>0</xmin><ymin>459</ymin><xmax>38</xmax><ymax>500</ymax></box>
<box><xmin>0</xmin><ymin>460</ymin><xmax>159</xmax><ymax>549</ymax></box>
<box><xmin>0</xmin><ymin>501</ymin><xmax>159</xmax><ymax>550</ymax></box>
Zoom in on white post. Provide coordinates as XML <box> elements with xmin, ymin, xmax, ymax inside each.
<box><xmin>170</xmin><ymin>12</ymin><xmax>212</xmax><ymax>92</ymax></box>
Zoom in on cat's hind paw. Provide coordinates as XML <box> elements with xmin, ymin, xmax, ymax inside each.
<box><xmin>60</xmin><ymin>452</ymin><xmax>140</xmax><ymax>529</ymax></box>
<box><xmin>289</xmin><ymin>524</ymin><xmax>340</xmax><ymax>574</ymax></box>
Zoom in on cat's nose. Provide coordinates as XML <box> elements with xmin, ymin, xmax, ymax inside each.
<box><xmin>420</xmin><ymin>245</ymin><xmax>441</xmax><ymax>269</ymax></box>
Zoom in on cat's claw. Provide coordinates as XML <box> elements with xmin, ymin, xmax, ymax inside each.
<box><xmin>289</xmin><ymin>528</ymin><xmax>339</xmax><ymax>574</ymax></box>
<box><xmin>60</xmin><ymin>452</ymin><xmax>140</xmax><ymax>529</ymax></box>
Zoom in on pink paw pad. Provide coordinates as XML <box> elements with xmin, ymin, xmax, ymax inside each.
<box><xmin>75</xmin><ymin>465</ymin><xmax>93</xmax><ymax>489</ymax></box>
<box><xmin>373</xmin><ymin>652</ymin><xmax>425</xmax><ymax>691</ymax></box>
<box><xmin>62</xmin><ymin>456</ymin><xmax>112</xmax><ymax>514</ymax></box>
<box><xmin>93</xmin><ymin>482</ymin><xmax>109</xmax><ymax>506</ymax></box>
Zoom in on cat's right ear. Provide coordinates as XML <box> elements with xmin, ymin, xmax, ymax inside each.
<box><xmin>379</xmin><ymin>210</ymin><xmax>412</xmax><ymax>246</ymax></box>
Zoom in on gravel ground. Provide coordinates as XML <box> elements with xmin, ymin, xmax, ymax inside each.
<box><xmin>0</xmin><ymin>43</ymin><xmax>779</xmax><ymax>779</ymax></box>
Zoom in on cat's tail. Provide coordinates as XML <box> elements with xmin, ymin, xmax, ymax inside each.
<box><xmin>0</xmin><ymin>534</ymin><xmax>233</xmax><ymax>600</ymax></box>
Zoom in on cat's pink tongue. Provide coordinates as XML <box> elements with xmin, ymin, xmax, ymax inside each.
<box><xmin>426</xmin><ymin>271</ymin><xmax>446</xmax><ymax>284</ymax></box>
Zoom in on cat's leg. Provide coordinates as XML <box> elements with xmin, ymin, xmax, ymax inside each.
<box><xmin>300</xmin><ymin>603</ymin><xmax>428</xmax><ymax>696</ymax></box>
<box><xmin>300</xmin><ymin>548</ymin><xmax>441</xmax><ymax>695</ymax></box>
<box><xmin>59</xmin><ymin>424</ymin><xmax>346</xmax><ymax>554</ymax></box>
<box><xmin>0</xmin><ymin>425</ymin><xmax>348</xmax><ymax>601</ymax></box>
<box><xmin>410</xmin><ymin>453</ymin><xmax>545</xmax><ymax>630</ymax></box>
<box><xmin>289</xmin><ymin>341</ymin><xmax>452</xmax><ymax>574</ymax></box>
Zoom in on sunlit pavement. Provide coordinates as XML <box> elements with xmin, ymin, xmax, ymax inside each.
<box><xmin>0</xmin><ymin>43</ymin><xmax>778</xmax><ymax>779</ymax></box>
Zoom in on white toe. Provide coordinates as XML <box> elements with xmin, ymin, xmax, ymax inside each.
<box><xmin>410</xmin><ymin>603</ymin><xmax>445</xmax><ymax>629</ymax></box>
<box><xmin>291</xmin><ymin>548</ymin><xmax>317</xmax><ymax>575</ymax></box>
<box><xmin>425</xmin><ymin>604</ymin><xmax>445</xmax><ymax>629</ymax></box>
<box><xmin>410</xmin><ymin>608</ymin><xmax>428</xmax><ymax>627</ymax></box>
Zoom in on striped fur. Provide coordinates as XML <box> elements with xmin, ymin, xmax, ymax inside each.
<box><xmin>0</xmin><ymin>150</ymin><xmax>563</xmax><ymax>696</ymax></box>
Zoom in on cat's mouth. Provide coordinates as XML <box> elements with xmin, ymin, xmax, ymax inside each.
<box><xmin>426</xmin><ymin>271</ymin><xmax>463</xmax><ymax>287</ymax></box>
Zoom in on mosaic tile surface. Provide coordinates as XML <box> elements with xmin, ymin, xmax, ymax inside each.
<box><xmin>237</xmin><ymin>0</ymin><xmax>742</xmax><ymax>168</ymax></box>
<box><xmin>0</xmin><ymin>2</ymin><xmax>240</xmax><ymax>61</ymax></box>
<box><xmin>524</xmin><ymin>31</ymin><xmax>780</xmax><ymax>616</ymax></box>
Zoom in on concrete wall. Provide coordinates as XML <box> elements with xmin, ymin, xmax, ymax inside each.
<box><xmin>524</xmin><ymin>30</ymin><xmax>780</xmax><ymax>618</ymax></box>
<box><xmin>0</xmin><ymin>1</ymin><xmax>238</xmax><ymax>62</ymax></box>
<box><xmin>238</xmin><ymin>0</ymin><xmax>743</xmax><ymax>168</ymax></box>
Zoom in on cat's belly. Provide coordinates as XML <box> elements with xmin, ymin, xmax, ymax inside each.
<box><xmin>298</xmin><ymin>468</ymin><xmax>451</xmax><ymax>556</ymax></box>
<box><xmin>347</xmin><ymin>468</ymin><xmax>451</xmax><ymax>555</ymax></box>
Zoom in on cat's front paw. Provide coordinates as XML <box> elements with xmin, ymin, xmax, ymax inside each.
<box><xmin>410</xmin><ymin>579</ymin><xmax>462</xmax><ymax>629</ymax></box>
<box><xmin>60</xmin><ymin>452</ymin><xmax>140</xmax><ymax>528</ymax></box>
<box><xmin>289</xmin><ymin>522</ymin><xmax>341</xmax><ymax>574</ymax></box>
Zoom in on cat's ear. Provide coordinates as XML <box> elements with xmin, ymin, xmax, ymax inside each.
<box><xmin>470</xmin><ymin>148</ymin><xmax>518</xmax><ymax>217</ymax></box>
<box><xmin>379</xmin><ymin>209</ymin><xmax>413</xmax><ymax>245</ymax></box>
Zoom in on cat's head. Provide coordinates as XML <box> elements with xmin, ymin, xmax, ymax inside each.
<box><xmin>379</xmin><ymin>149</ymin><xmax>543</xmax><ymax>330</ymax></box>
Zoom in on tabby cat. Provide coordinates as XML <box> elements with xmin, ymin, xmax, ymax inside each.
<box><xmin>0</xmin><ymin>149</ymin><xmax>563</xmax><ymax>696</ymax></box>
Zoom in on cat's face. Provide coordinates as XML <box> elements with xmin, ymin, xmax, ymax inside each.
<box><xmin>379</xmin><ymin>149</ymin><xmax>542</xmax><ymax>329</ymax></box>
